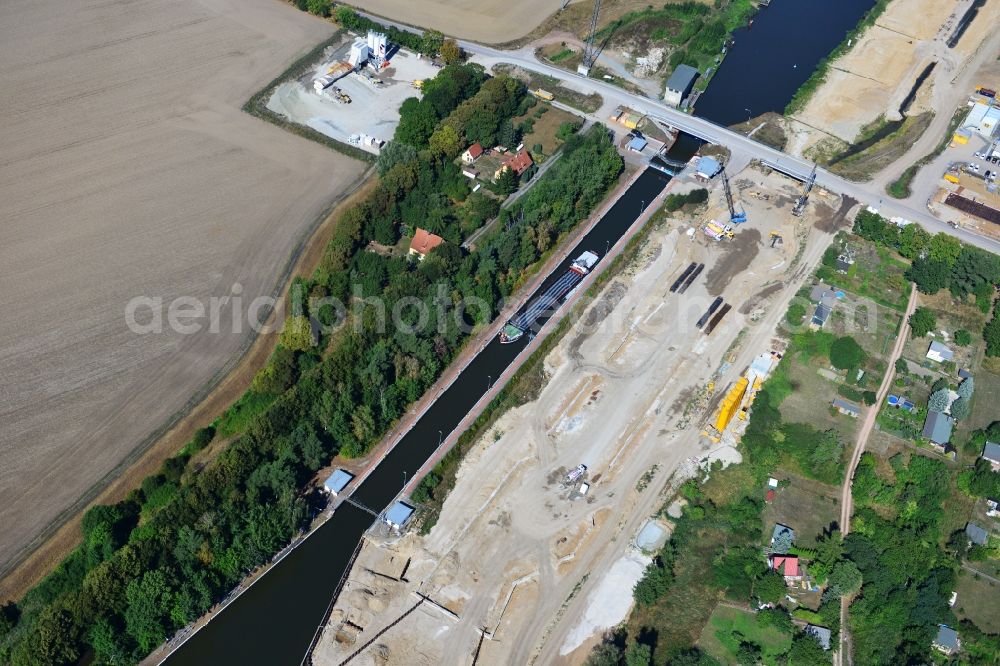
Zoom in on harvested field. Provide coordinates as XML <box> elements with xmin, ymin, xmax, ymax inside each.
<box><xmin>0</xmin><ymin>0</ymin><xmax>363</xmax><ymax>581</ymax></box>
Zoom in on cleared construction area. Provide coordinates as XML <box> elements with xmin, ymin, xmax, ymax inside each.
<box><xmin>267</xmin><ymin>37</ymin><xmax>441</xmax><ymax>153</ymax></box>
<box><xmin>311</xmin><ymin>164</ymin><xmax>850</xmax><ymax>665</ymax></box>
<box><xmin>0</xmin><ymin>0</ymin><xmax>363</xmax><ymax>584</ymax></box>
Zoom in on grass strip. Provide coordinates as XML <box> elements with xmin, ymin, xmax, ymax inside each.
<box><xmin>886</xmin><ymin>105</ymin><xmax>967</xmax><ymax>199</ymax></box>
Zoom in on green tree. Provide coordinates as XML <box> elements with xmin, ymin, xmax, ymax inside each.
<box><xmin>755</xmin><ymin>569</ymin><xmax>787</xmax><ymax>604</ymax></box>
<box><xmin>788</xmin><ymin>632</ymin><xmax>830</xmax><ymax>665</ymax></box>
<box><xmin>908</xmin><ymin>307</ymin><xmax>936</xmax><ymax>338</ymax></box>
<box><xmin>985</xmin><ymin>307</ymin><xmax>1000</xmax><ymax>357</ymax></box>
<box><xmin>950</xmin><ymin>396</ymin><xmax>970</xmax><ymax>421</ymax></box>
<box><xmin>928</xmin><ymin>387</ymin><xmax>950</xmax><ymax>413</ymax></box>
<box><xmin>626</xmin><ymin>641</ymin><xmax>652</xmax><ymax>666</ymax></box>
<box><xmin>305</xmin><ymin>0</ymin><xmax>330</xmax><ymax>16</ymax></box>
<box><xmin>429</xmin><ymin>124</ymin><xmax>462</xmax><ymax>158</ymax></box>
<box><xmin>440</xmin><ymin>39</ymin><xmax>462</xmax><ymax>64</ymax></box>
<box><xmin>495</xmin><ymin>166</ymin><xmax>517</xmax><ymax>195</ymax></box>
<box><xmin>586</xmin><ymin>643</ymin><xmax>624</xmax><ymax>666</ymax></box>
<box><xmin>557</xmin><ymin>121</ymin><xmax>581</xmax><ymax>141</ymax></box>
<box><xmin>928</xmin><ymin>232</ymin><xmax>962</xmax><ymax>265</ymax></box>
<box><xmin>954</xmin><ymin>329</ymin><xmax>972</xmax><ymax>346</ymax></box>
<box><xmin>376</xmin><ymin>141</ymin><xmax>418</xmax><ymax>175</ymax></box>
<box><xmin>906</xmin><ymin>258</ymin><xmax>950</xmax><ymax>294</ymax></box>
<box><xmin>830</xmin><ymin>336</ymin><xmax>865</xmax><ymax>370</ymax></box>
<box><xmin>279</xmin><ymin>315</ymin><xmax>315</xmax><ymax>351</ymax></box>
<box><xmin>251</xmin><ymin>347</ymin><xmax>297</xmax><ymax>395</ymax></box>
<box><xmin>421</xmin><ymin>29</ymin><xmax>444</xmax><ymax>56</ymax></box>
<box><xmin>894</xmin><ymin>358</ymin><xmax>908</xmax><ymax>374</ymax></box>
<box><xmin>957</xmin><ymin>376</ymin><xmax>974</xmax><ymax>400</ymax></box>
<box><xmin>826</xmin><ymin>560</ymin><xmax>862</xmax><ymax>597</ymax></box>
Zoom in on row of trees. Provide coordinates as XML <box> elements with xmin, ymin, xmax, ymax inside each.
<box><xmin>0</xmin><ymin>66</ymin><xmax>623</xmax><ymax>663</ymax></box>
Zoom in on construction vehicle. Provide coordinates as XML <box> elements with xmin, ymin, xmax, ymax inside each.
<box><xmin>769</xmin><ymin>231</ymin><xmax>783</xmax><ymax>248</ymax></box>
<box><xmin>412</xmin><ymin>79</ymin><xmax>424</xmax><ymax>89</ymax></box>
<box><xmin>704</xmin><ymin>220</ymin><xmax>734</xmax><ymax>241</ymax></box>
<box><xmin>720</xmin><ymin>168</ymin><xmax>747</xmax><ymax>224</ymax></box>
<box><xmin>791</xmin><ymin>164</ymin><xmax>817</xmax><ymax>217</ymax></box>
<box><xmin>565</xmin><ymin>464</ymin><xmax>587</xmax><ymax>484</ymax></box>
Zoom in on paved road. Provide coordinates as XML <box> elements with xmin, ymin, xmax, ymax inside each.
<box><xmin>833</xmin><ymin>283</ymin><xmax>918</xmax><ymax>666</ymax></box>
<box><xmin>358</xmin><ymin>8</ymin><xmax>1000</xmax><ymax>255</ymax></box>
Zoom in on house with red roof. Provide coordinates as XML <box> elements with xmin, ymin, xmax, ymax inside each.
<box><xmin>494</xmin><ymin>149</ymin><xmax>533</xmax><ymax>181</ymax></box>
<box><xmin>769</xmin><ymin>555</ymin><xmax>802</xmax><ymax>581</ymax></box>
<box><xmin>408</xmin><ymin>228</ymin><xmax>444</xmax><ymax>260</ymax></box>
<box><xmin>462</xmin><ymin>142</ymin><xmax>483</xmax><ymax>164</ymax></box>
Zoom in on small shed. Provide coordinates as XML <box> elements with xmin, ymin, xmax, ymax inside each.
<box><xmin>384</xmin><ymin>501</ymin><xmax>415</xmax><ymax>529</ymax></box>
<box><xmin>926</xmin><ymin>341</ymin><xmax>954</xmax><ymax>363</ymax></box>
<box><xmin>982</xmin><ymin>441</ymin><xmax>1000</xmax><ymax>470</ymax></box>
<box><xmin>805</xmin><ymin>625</ymin><xmax>832</xmax><ymax>651</ymax></box>
<box><xmin>832</xmin><ymin>398</ymin><xmax>861</xmax><ymax>418</ymax></box>
<box><xmin>695</xmin><ymin>156</ymin><xmax>722</xmax><ymax>179</ymax></box>
<box><xmin>922</xmin><ymin>411</ymin><xmax>953</xmax><ymax>446</ymax></box>
<box><xmin>627</xmin><ymin>136</ymin><xmax>648</xmax><ymax>153</ymax></box>
<box><xmin>965</xmin><ymin>522</ymin><xmax>989</xmax><ymax>546</ymax></box>
<box><xmin>934</xmin><ymin>625</ymin><xmax>960</xmax><ymax>655</ymax></box>
<box><xmin>323</xmin><ymin>469</ymin><xmax>354</xmax><ymax>496</ymax></box>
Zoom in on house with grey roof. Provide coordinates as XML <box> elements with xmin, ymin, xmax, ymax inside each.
<box><xmin>966</xmin><ymin>522</ymin><xmax>989</xmax><ymax>546</ymax></box>
<box><xmin>809</xmin><ymin>284</ymin><xmax>838</xmax><ymax>329</ymax></box>
<box><xmin>771</xmin><ymin>524</ymin><xmax>795</xmax><ymax>552</ymax></box>
<box><xmin>926</xmin><ymin>340</ymin><xmax>954</xmax><ymax>363</ymax></box>
<box><xmin>982</xmin><ymin>441</ymin><xmax>1000</xmax><ymax>471</ymax></box>
<box><xmin>933</xmin><ymin>625</ymin><xmax>960</xmax><ymax>655</ymax></box>
<box><xmin>805</xmin><ymin>625</ymin><xmax>832</xmax><ymax>651</ymax></box>
<box><xmin>664</xmin><ymin>64</ymin><xmax>698</xmax><ymax>107</ymax></box>
<box><xmin>832</xmin><ymin>398</ymin><xmax>861</xmax><ymax>418</ymax></box>
<box><xmin>922</xmin><ymin>411</ymin><xmax>953</xmax><ymax>446</ymax></box>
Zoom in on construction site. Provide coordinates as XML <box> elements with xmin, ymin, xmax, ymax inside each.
<box><xmin>267</xmin><ymin>31</ymin><xmax>439</xmax><ymax>153</ymax></box>
<box><xmin>308</xmin><ymin>159</ymin><xmax>851</xmax><ymax>666</ymax></box>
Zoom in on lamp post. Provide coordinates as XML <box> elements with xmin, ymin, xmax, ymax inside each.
<box><xmin>745</xmin><ymin>108</ymin><xmax>752</xmax><ymax>130</ymax></box>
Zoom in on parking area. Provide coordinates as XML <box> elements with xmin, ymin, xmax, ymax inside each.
<box><xmin>266</xmin><ymin>37</ymin><xmax>440</xmax><ymax>153</ymax></box>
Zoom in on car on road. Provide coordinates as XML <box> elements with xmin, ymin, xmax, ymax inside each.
<box><xmin>974</xmin><ymin>151</ymin><xmax>987</xmax><ymax>159</ymax></box>
<box><xmin>969</xmin><ymin>163</ymin><xmax>981</xmax><ymax>173</ymax></box>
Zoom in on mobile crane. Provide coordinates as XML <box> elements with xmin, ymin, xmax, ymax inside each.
<box><xmin>791</xmin><ymin>164</ymin><xmax>817</xmax><ymax>217</ymax></box>
<box><xmin>720</xmin><ymin>167</ymin><xmax>747</xmax><ymax>224</ymax></box>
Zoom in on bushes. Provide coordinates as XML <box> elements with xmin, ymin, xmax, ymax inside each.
<box><xmin>830</xmin><ymin>335</ymin><xmax>865</xmax><ymax>371</ymax></box>
<box><xmin>664</xmin><ymin>188</ymin><xmax>708</xmax><ymax>212</ymax></box>
<box><xmin>908</xmin><ymin>307</ymin><xmax>936</xmax><ymax>338</ymax></box>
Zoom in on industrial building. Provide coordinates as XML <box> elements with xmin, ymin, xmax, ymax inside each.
<box><xmin>323</xmin><ymin>469</ymin><xmax>355</xmax><ymax>496</ymax></box>
<box><xmin>962</xmin><ymin>100</ymin><xmax>1000</xmax><ymax>139</ymax></box>
<box><xmin>383</xmin><ymin>501</ymin><xmax>415</xmax><ymax>530</ymax></box>
<box><xmin>664</xmin><ymin>64</ymin><xmax>698</xmax><ymax>108</ymax></box>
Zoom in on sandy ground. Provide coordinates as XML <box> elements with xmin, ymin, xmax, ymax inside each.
<box><xmin>267</xmin><ymin>45</ymin><xmax>439</xmax><ymax>152</ymax></box>
<box><xmin>0</xmin><ymin>0</ymin><xmax>363</xmax><ymax>579</ymax></box>
<box><xmin>312</xmin><ymin>165</ymin><xmax>849</xmax><ymax>665</ymax></box>
<box><xmin>789</xmin><ymin>0</ymin><xmax>1000</xmax><ymax>151</ymax></box>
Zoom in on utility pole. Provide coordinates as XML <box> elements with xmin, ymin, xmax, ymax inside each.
<box><xmin>577</xmin><ymin>0</ymin><xmax>601</xmax><ymax>76</ymax></box>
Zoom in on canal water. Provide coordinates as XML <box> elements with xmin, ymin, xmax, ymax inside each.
<box><xmin>694</xmin><ymin>0</ymin><xmax>876</xmax><ymax>126</ymax></box>
<box><xmin>169</xmin><ymin>165</ymin><xmax>674</xmax><ymax>664</ymax></box>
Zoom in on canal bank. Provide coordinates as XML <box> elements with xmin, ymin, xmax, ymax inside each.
<box><xmin>693</xmin><ymin>0</ymin><xmax>876</xmax><ymax>127</ymax></box>
<box><xmin>162</xmin><ymin>164</ymin><xmax>677</xmax><ymax>665</ymax></box>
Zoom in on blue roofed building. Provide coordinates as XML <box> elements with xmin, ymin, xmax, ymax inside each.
<box><xmin>384</xmin><ymin>501</ymin><xmax>415</xmax><ymax>530</ymax></box>
<box><xmin>922</xmin><ymin>411</ymin><xmax>953</xmax><ymax>447</ymax></box>
<box><xmin>323</xmin><ymin>469</ymin><xmax>354</xmax><ymax>496</ymax></box>
<box><xmin>805</xmin><ymin>625</ymin><xmax>832</xmax><ymax>651</ymax></box>
<box><xmin>965</xmin><ymin>522</ymin><xmax>989</xmax><ymax>546</ymax></box>
<box><xmin>933</xmin><ymin>625</ymin><xmax>960</xmax><ymax>655</ymax></box>
<box><xmin>627</xmin><ymin>136</ymin><xmax>648</xmax><ymax>153</ymax></box>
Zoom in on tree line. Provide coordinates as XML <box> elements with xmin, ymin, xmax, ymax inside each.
<box><xmin>0</xmin><ymin>65</ymin><xmax>623</xmax><ymax>664</ymax></box>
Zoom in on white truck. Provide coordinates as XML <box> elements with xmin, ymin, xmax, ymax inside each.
<box><xmin>565</xmin><ymin>464</ymin><xmax>587</xmax><ymax>484</ymax></box>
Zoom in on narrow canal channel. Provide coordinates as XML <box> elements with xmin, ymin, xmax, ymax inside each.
<box><xmin>694</xmin><ymin>0</ymin><xmax>875</xmax><ymax>126</ymax></box>
<box><xmin>169</xmin><ymin>163</ymin><xmax>677</xmax><ymax>665</ymax></box>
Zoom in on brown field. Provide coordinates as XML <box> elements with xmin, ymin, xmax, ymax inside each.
<box><xmin>0</xmin><ymin>0</ymin><xmax>364</xmax><ymax>583</ymax></box>
<box><xmin>348</xmin><ymin>0</ymin><xmax>705</xmax><ymax>45</ymax></box>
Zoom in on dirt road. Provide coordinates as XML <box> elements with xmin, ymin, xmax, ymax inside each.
<box><xmin>834</xmin><ymin>283</ymin><xmax>917</xmax><ymax>666</ymax></box>
<box><xmin>0</xmin><ymin>0</ymin><xmax>362</xmax><ymax>581</ymax></box>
